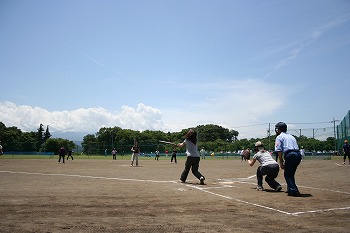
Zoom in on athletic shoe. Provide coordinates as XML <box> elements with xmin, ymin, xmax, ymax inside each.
<box><xmin>256</xmin><ymin>186</ymin><xmax>264</xmax><ymax>191</ymax></box>
<box><xmin>275</xmin><ymin>185</ymin><xmax>282</xmax><ymax>192</ymax></box>
<box><xmin>180</xmin><ymin>179</ymin><xmax>186</xmax><ymax>183</ymax></box>
<box><xmin>200</xmin><ymin>177</ymin><xmax>205</xmax><ymax>185</ymax></box>
<box><xmin>288</xmin><ymin>192</ymin><xmax>301</xmax><ymax>197</ymax></box>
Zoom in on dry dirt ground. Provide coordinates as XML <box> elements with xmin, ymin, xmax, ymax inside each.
<box><xmin>0</xmin><ymin>156</ymin><xmax>349</xmax><ymax>233</ymax></box>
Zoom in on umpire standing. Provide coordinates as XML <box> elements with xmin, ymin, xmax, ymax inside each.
<box><xmin>275</xmin><ymin>122</ymin><xmax>302</xmax><ymax>197</ymax></box>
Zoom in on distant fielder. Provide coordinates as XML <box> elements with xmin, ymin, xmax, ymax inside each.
<box><xmin>131</xmin><ymin>140</ymin><xmax>140</xmax><ymax>167</ymax></box>
<box><xmin>343</xmin><ymin>140</ymin><xmax>350</xmax><ymax>165</ymax></box>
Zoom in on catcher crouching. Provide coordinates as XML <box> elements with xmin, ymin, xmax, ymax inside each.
<box><xmin>244</xmin><ymin>141</ymin><xmax>282</xmax><ymax>192</ymax></box>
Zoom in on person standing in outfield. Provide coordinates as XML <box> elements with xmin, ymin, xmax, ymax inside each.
<box><xmin>342</xmin><ymin>140</ymin><xmax>350</xmax><ymax>165</ymax></box>
<box><xmin>0</xmin><ymin>141</ymin><xmax>3</xmax><ymax>156</ymax></box>
<box><xmin>246</xmin><ymin>141</ymin><xmax>282</xmax><ymax>191</ymax></box>
<box><xmin>171</xmin><ymin>147</ymin><xmax>177</xmax><ymax>163</ymax></box>
<box><xmin>300</xmin><ymin>146</ymin><xmax>305</xmax><ymax>161</ymax></box>
<box><xmin>112</xmin><ymin>148</ymin><xmax>117</xmax><ymax>160</ymax></box>
<box><xmin>275</xmin><ymin>122</ymin><xmax>302</xmax><ymax>197</ymax></box>
<box><xmin>155</xmin><ymin>150</ymin><xmax>160</xmax><ymax>161</ymax></box>
<box><xmin>58</xmin><ymin>146</ymin><xmax>66</xmax><ymax>164</ymax></box>
<box><xmin>177</xmin><ymin>129</ymin><xmax>205</xmax><ymax>185</ymax></box>
<box><xmin>240</xmin><ymin>148</ymin><xmax>245</xmax><ymax>161</ymax></box>
<box><xmin>131</xmin><ymin>141</ymin><xmax>140</xmax><ymax>167</ymax></box>
<box><xmin>200</xmin><ymin>148</ymin><xmax>206</xmax><ymax>159</ymax></box>
<box><xmin>66</xmin><ymin>149</ymin><xmax>74</xmax><ymax>160</ymax></box>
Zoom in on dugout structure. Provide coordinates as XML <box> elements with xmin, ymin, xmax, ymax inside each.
<box><xmin>337</xmin><ymin>109</ymin><xmax>350</xmax><ymax>152</ymax></box>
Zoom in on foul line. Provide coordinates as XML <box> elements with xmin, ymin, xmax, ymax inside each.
<box><xmin>185</xmin><ymin>183</ymin><xmax>291</xmax><ymax>215</ymax></box>
<box><xmin>0</xmin><ymin>170</ymin><xmax>176</xmax><ymax>184</ymax></box>
<box><xmin>291</xmin><ymin>206</ymin><xmax>350</xmax><ymax>215</ymax></box>
<box><xmin>186</xmin><ymin>183</ymin><xmax>350</xmax><ymax>216</ymax></box>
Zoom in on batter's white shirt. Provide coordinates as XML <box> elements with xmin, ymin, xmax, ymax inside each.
<box><xmin>183</xmin><ymin>139</ymin><xmax>200</xmax><ymax>157</ymax></box>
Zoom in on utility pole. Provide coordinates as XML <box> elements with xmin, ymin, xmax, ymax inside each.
<box><xmin>267</xmin><ymin>123</ymin><xmax>271</xmax><ymax>151</ymax></box>
<box><xmin>331</xmin><ymin>117</ymin><xmax>340</xmax><ymax>154</ymax></box>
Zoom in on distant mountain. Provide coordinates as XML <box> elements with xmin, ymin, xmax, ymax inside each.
<box><xmin>51</xmin><ymin>131</ymin><xmax>91</xmax><ymax>141</ymax></box>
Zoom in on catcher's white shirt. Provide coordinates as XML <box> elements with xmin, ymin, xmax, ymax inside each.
<box><xmin>253</xmin><ymin>150</ymin><xmax>278</xmax><ymax>167</ymax></box>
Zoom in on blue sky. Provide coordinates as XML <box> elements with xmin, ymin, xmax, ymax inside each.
<box><xmin>1</xmin><ymin>0</ymin><xmax>349</xmax><ymax>141</ymax></box>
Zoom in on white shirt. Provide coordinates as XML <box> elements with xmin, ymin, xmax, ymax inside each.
<box><xmin>183</xmin><ymin>139</ymin><xmax>200</xmax><ymax>157</ymax></box>
<box><xmin>253</xmin><ymin>150</ymin><xmax>278</xmax><ymax>167</ymax></box>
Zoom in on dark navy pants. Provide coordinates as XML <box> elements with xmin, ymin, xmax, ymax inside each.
<box><xmin>284</xmin><ymin>151</ymin><xmax>302</xmax><ymax>194</ymax></box>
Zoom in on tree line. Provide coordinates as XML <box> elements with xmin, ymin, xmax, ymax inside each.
<box><xmin>81</xmin><ymin>124</ymin><xmax>336</xmax><ymax>155</ymax></box>
<box><xmin>0</xmin><ymin>122</ymin><xmax>74</xmax><ymax>154</ymax></box>
<box><xmin>0</xmin><ymin>122</ymin><xmax>336</xmax><ymax>155</ymax></box>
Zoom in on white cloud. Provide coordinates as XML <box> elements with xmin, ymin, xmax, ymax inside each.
<box><xmin>265</xmin><ymin>14</ymin><xmax>350</xmax><ymax>79</ymax></box>
<box><xmin>0</xmin><ymin>101</ymin><xmax>165</xmax><ymax>134</ymax></box>
<box><xmin>0</xmin><ymin>79</ymin><xmax>292</xmax><ymax>139</ymax></box>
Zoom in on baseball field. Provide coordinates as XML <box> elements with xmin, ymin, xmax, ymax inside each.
<box><xmin>0</xmin><ymin>155</ymin><xmax>349</xmax><ymax>233</ymax></box>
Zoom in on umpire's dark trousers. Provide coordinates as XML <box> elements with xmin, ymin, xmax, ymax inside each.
<box><xmin>284</xmin><ymin>151</ymin><xmax>302</xmax><ymax>194</ymax></box>
<box><xmin>180</xmin><ymin>156</ymin><xmax>204</xmax><ymax>182</ymax></box>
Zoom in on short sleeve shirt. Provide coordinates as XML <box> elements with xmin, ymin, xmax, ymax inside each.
<box><xmin>275</xmin><ymin>132</ymin><xmax>299</xmax><ymax>152</ymax></box>
<box><xmin>183</xmin><ymin>139</ymin><xmax>200</xmax><ymax>157</ymax></box>
<box><xmin>253</xmin><ymin>150</ymin><xmax>278</xmax><ymax>167</ymax></box>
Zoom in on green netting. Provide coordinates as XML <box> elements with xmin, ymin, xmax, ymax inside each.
<box><xmin>337</xmin><ymin>110</ymin><xmax>350</xmax><ymax>152</ymax></box>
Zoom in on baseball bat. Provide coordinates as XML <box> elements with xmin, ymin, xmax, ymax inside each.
<box><xmin>159</xmin><ymin>140</ymin><xmax>177</xmax><ymax>146</ymax></box>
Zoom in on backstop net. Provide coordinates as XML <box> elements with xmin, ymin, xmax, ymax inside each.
<box><xmin>337</xmin><ymin>110</ymin><xmax>350</xmax><ymax>152</ymax></box>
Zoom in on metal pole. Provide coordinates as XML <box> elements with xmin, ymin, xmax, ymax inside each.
<box><xmin>268</xmin><ymin>123</ymin><xmax>271</xmax><ymax>151</ymax></box>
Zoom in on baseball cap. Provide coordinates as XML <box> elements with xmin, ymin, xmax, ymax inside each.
<box><xmin>254</xmin><ymin>141</ymin><xmax>264</xmax><ymax>147</ymax></box>
<box><xmin>275</xmin><ymin>122</ymin><xmax>287</xmax><ymax>132</ymax></box>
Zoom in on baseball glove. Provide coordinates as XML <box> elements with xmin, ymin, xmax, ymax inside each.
<box><xmin>242</xmin><ymin>150</ymin><xmax>250</xmax><ymax>160</ymax></box>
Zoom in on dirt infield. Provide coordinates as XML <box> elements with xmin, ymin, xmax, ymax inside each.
<box><xmin>0</xmin><ymin>156</ymin><xmax>349</xmax><ymax>233</ymax></box>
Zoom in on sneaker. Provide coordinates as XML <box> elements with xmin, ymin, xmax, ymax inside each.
<box><xmin>256</xmin><ymin>186</ymin><xmax>264</xmax><ymax>191</ymax></box>
<box><xmin>288</xmin><ymin>191</ymin><xmax>301</xmax><ymax>197</ymax></box>
<box><xmin>200</xmin><ymin>177</ymin><xmax>205</xmax><ymax>185</ymax></box>
<box><xmin>180</xmin><ymin>179</ymin><xmax>186</xmax><ymax>183</ymax></box>
<box><xmin>275</xmin><ymin>185</ymin><xmax>282</xmax><ymax>192</ymax></box>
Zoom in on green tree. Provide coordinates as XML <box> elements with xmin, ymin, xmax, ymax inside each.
<box><xmin>36</xmin><ymin>123</ymin><xmax>45</xmax><ymax>151</ymax></box>
<box><xmin>19</xmin><ymin>132</ymin><xmax>37</xmax><ymax>151</ymax></box>
<box><xmin>43</xmin><ymin>125</ymin><xmax>52</xmax><ymax>142</ymax></box>
<box><xmin>42</xmin><ymin>138</ymin><xmax>74</xmax><ymax>154</ymax></box>
<box><xmin>81</xmin><ymin>134</ymin><xmax>98</xmax><ymax>154</ymax></box>
<box><xmin>1</xmin><ymin>126</ymin><xmax>22</xmax><ymax>151</ymax></box>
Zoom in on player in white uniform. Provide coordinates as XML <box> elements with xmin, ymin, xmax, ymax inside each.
<box><xmin>246</xmin><ymin>141</ymin><xmax>282</xmax><ymax>191</ymax></box>
<box><xmin>275</xmin><ymin>122</ymin><xmax>302</xmax><ymax>197</ymax></box>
